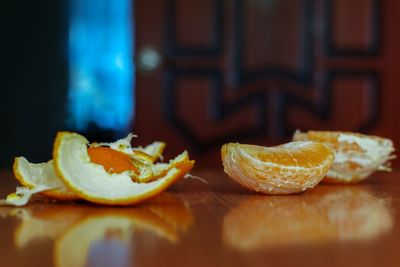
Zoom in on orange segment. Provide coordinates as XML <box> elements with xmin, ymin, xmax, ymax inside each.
<box><xmin>293</xmin><ymin>130</ymin><xmax>395</xmax><ymax>183</ymax></box>
<box><xmin>87</xmin><ymin>147</ymin><xmax>138</xmax><ymax>174</ymax></box>
<box><xmin>221</xmin><ymin>141</ymin><xmax>335</xmax><ymax>194</ymax></box>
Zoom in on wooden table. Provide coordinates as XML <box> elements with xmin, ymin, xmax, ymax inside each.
<box><xmin>0</xmin><ymin>169</ymin><xmax>399</xmax><ymax>267</ymax></box>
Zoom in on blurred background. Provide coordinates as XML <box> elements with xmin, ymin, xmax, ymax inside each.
<box><xmin>1</xmin><ymin>0</ymin><xmax>400</xmax><ymax>168</ymax></box>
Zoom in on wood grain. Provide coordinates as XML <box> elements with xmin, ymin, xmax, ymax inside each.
<box><xmin>0</xmin><ymin>169</ymin><xmax>399</xmax><ymax>267</ymax></box>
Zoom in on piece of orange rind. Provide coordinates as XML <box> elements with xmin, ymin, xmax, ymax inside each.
<box><xmin>1</xmin><ymin>132</ymin><xmax>194</xmax><ymax>206</ymax></box>
<box><xmin>53</xmin><ymin>132</ymin><xmax>194</xmax><ymax>205</ymax></box>
<box><xmin>13</xmin><ymin>157</ymin><xmax>79</xmax><ymax>200</ymax></box>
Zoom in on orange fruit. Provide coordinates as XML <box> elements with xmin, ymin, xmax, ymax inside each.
<box><xmin>293</xmin><ymin>130</ymin><xmax>395</xmax><ymax>183</ymax></box>
<box><xmin>221</xmin><ymin>141</ymin><xmax>335</xmax><ymax>194</ymax></box>
<box><xmin>53</xmin><ymin>132</ymin><xmax>194</xmax><ymax>205</ymax></box>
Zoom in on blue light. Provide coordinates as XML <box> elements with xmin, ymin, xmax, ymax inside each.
<box><xmin>68</xmin><ymin>0</ymin><xmax>134</xmax><ymax>133</ymax></box>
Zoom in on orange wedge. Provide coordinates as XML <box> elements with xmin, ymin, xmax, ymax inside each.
<box><xmin>293</xmin><ymin>130</ymin><xmax>395</xmax><ymax>183</ymax></box>
<box><xmin>221</xmin><ymin>141</ymin><xmax>335</xmax><ymax>194</ymax></box>
<box><xmin>53</xmin><ymin>132</ymin><xmax>194</xmax><ymax>205</ymax></box>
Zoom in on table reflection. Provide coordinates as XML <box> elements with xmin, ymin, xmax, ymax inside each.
<box><xmin>6</xmin><ymin>205</ymin><xmax>90</xmax><ymax>249</ymax></box>
<box><xmin>0</xmin><ymin>193</ymin><xmax>194</xmax><ymax>267</ymax></box>
<box><xmin>223</xmin><ymin>186</ymin><xmax>393</xmax><ymax>250</ymax></box>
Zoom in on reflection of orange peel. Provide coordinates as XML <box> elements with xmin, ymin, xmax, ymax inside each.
<box><xmin>0</xmin><ymin>205</ymin><xmax>90</xmax><ymax>248</ymax></box>
<box><xmin>14</xmin><ymin>206</ymin><xmax>89</xmax><ymax>248</ymax></box>
<box><xmin>0</xmin><ymin>193</ymin><xmax>193</xmax><ymax>257</ymax></box>
<box><xmin>223</xmin><ymin>187</ymin><xmax>393</xmax><ymax>250</ymax></box>
<box><xmin>0</xmin><ymin>205</ymin><xmax>88</xmax><ymax>249</ymax></box>
<box><xmin>55</xmin><ymin>214</ymin><xmax>134</xmax><ymax>267</ymax></box>
<box><xmin>54</xmin><ymin>199</ymin><xmax>193</xmax><ymax>267</ymax></box>
<box><xmin>0</xmin><ymin>132</ymin><xmax>194</xmax><ymax>206</ymax></box>
<box><xmin>142</xmin><ymin>193</ymin><xmax>194</xmax><ymax>232</ymax></box>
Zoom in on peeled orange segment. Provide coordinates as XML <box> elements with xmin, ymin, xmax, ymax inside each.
<box><xmin>13</xmin><ymin>157</ymin><xmax>79</xmax><ymax>200</ymax></box>
<box><xmin>293</xmin><ymin>130</ymin><xmax>396</xmax><ymax>183</ymax></box>
<box><xmin>221</xmin><ymin>141</ymin><xmax>335</xmax><ymax>195</ymax></box>
<box><xmin>53</xmin><ymin>132</ymin><xmax>194</xmax><ymax>205</ymax></box>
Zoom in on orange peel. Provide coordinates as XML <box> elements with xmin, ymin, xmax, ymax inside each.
<box><xmin>53</xmin><ymin>132</ymin><xmax>194</xmax><ymax>205</ymax></box>
<box><xmin>13</xmin><ymin>157</ymin><xmax>79</xmax><ymax>200</ymax></box>
<box><xmin>1</xmin><ymin>132</ymin><xmax>194</xmax><ymax>206</ymax></box>
<box><xmin>87</xmin><ymin>147</ymin><xmax>139</xmax><ymax>175</ymax></box>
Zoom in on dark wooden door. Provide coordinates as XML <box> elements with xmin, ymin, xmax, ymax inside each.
<box><xmin>134</xmin><ymin>0</ymin><xmax>400</xmax><ymax>167</ymax></box>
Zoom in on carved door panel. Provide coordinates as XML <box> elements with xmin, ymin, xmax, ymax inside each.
<box><xmin>134</xmin><ymin>0</ymin><xmax>400</xmax><ymax>167</ymax></box>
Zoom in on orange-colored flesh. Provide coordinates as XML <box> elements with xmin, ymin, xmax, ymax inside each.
<box><xmin>87</xmin><ymin>147</ymin><xmax>138</xmax><ymax>174</ymax></box>
<box><xmin>307</xmin><ymin>131</ymin><xmax>339</xmax><ymax>144</ymax></box>
<box><xmin>222</xmin><ymin>142</ymin><xmax>335</xmax><ymax>195</ymax></box>
<box><xmin>304</xmin><ymin>131</ymin><xmax>364</xmax><ymax>152</ymax></box>
<box><xmin>240</xmin><ymin>144</ymin><xmax>331</xmax><ymax>168</ymax></box>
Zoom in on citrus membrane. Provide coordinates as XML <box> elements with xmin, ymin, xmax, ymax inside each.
<box><xmin>222</xmin><ymin>141</ymin><xmax>335</xmax><ymax>194</ymax></box>
<box><xmin>293</xmin><ymin>130</ymin><xmax>396</xmax><ymax>183</ymax></box>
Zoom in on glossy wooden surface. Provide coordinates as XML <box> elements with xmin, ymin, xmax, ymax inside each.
<box><xmin>1</xmin><ymin>169</ymin><xmax>400</xmax><ymax>267</ymax></box>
